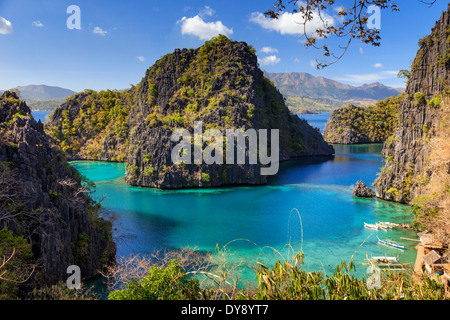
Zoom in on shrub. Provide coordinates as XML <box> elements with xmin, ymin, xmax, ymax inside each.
<box><xmin>73</xmin><ymin>233</ymin><xmax>90</xmax><ymax>267</ymax></box>
<box><xmin>428</xmin><ymin>96</ymin><xmax>441</xmax><ymax>107</ymax></box>
<box><xmin>108</xmin><ymin>259</ymin><xmax>205</xmax><ymax>300</ymax></box>
<box><xmin>0</xmin><ymin>228</ymin><xmax>33</xmax><ymax>299</ymax></box>
<box><xmin>143</xmin><ymin>153</ymin><xmax>152</xmax><ymax>163</ymax></box>
<box><xmin>143</xmin><ymin>165</ymin><xmax>155</xmax><ymax>177</ymax></box>
<box><xmin>201</xmin><ymin>173</ymin><xmax>210</xmax><ymax>183</ymax></box>
<box><xmin>414</xmin><ymin>92</ymin><xmax>426</xmax><ymax>105</ymax></box>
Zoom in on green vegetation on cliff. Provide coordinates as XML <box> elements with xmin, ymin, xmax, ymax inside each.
<box><xmin>0</xmin><ymin>91</ymin><xmax>115</xmax><ymax>299</ymax></box>
<box><xmin>47</xmin><ymin>89</ymin><xmax>134</xmax><ymax>161</ymax></box>
<box><xmin>375</xmin><ymin>6</ymin><xmax>450</xmax><ymax>243</ymax></box>
<box><xmin>323</xmin><ymin>94</ymin><xmax>402</xmax><ymax>144</ymax></box>
<box><xmin>47</xmin><ymin>35</ymin><xmax>333</xmax><ymax>189</ymax></box>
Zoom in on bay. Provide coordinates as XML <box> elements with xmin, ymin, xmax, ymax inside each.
<box><xmin>70</xmin><ymin>113</ymin><xmax>418</xmax><ymax>284</ymax></box>
<box><xmin>298</xmin><ymin>112</ymin><xmax>331</xmax><ymax>133</ymax></box>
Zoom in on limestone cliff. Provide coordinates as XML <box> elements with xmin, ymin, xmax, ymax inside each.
<box><xmin>374</xmin><ymin>5</ymin><xmax>450</xmax><ymax>239</ymax></box>
<box><xmin>47</xmin><ymin>36</ymin><xmax>334</xmax><ymax>189</ymax></box>
<box><xmin>0</xmin><ymin>91</ymin><xmax>115</xmax><ymax>295</ymax></box>
<box><xmin>125</xmin><ymin>36</ymin><xmax>334</xmax><ymax>188</ymax></box>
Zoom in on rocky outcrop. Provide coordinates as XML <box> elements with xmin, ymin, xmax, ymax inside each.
<box><xmin>0</xmin><ymin>91</ymin><xmax>115</xmax><ymax>293</ymax></box>
<box><xmin>47</xmin><ymin>36</ymin><xmax>334</xmax><ymax>189</ymax></box>
<box><xmin>374</xmin><ymin>5</ymin><xmax>450</xmax><ymax>204</ymax></box>
<box><xmin>352</xmin><ymin>181</ymin><xmax>376</xmax><ymax>198</ymax></box>
<box><xmin>125</xmin><ymin>36</ymin><xmax>334</xmax><ymax>189</ymax></box>
<box><xmin>323</xmin><ymin>96</ymin><xmax>401</xmax><ymax>144</ymax></box>
<box><xmin>47</xmin><ymin>89</ymin><xmax>130</xmax><ymax>162</ymax></box>
<box><xmin>374</xmin><ymin>6</ymin><xmax>450</xmax><ymax>242</ymax></box>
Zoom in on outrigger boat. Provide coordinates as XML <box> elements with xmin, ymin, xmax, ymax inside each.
<box><xmin>375</xmin><ymin>223</ymin><xmax>388</xmax><ymax>231</ymax></box>
<box><xmin>364</xmin><ymin>222</ymin><xmax>379</xmax><ymax>230</ymax></box>
<box><xmin>376</xmin><ymin>222</ymin><xmax>393</xmax><ymax>229</ymax></box>
<box><xmin>377</xmin><ymin>236</ymin><xmax>404</xmax><ymax>250</ymax></box>
<box><xmin>365</xmin><ymin>256</ymin><xmax>406</xmax><ymax>269</ymax></box>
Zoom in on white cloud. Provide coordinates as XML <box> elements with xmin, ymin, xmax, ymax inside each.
<box><xmin>0</xmin><ymin>17</ymin><xmax>13</xmax><ymax>35</ymax></box>
<box><xmin>93</xmin><ymin>26</ymin><xmax>107</xmax><ymax>36</ymax></box>
<box><xmin>260</xmin><ymin>46</ymin><xmax>278</xmax><ymax>54</ymax></box>
<box><xmin>310</xmin><ymin>60</ymin><xmax>318</xmax><ymax>68</ymax></box>
<box><xmin>136</xmin><ymin>56</ymin><xmax>145</xmax><ymax>62</ymax></box>
<box><xmin>259</xmin><ymin>55</ymin><xmax>280</xmax><ymax>66</ymax></box>
<box><xmin>359</xmin><ymin>47</ymin><xmax>364</xmax><ymax>54</ymax></box>
<box><xmin>294</xmin><ymin>58</ymin><xmax>300</xmax><ymax>63</ymax></box>
<box><xmin>373</xmin><ymin>63</ymin><xmax>384</xmax><ymax>68</ymax></box>
<box><xmin>199</xmin><ymin>6</ymin><xmax>215</xmax><ymax>18</ymax></box>
<box><xmin>332</xmin><ymin>70</ymin><xmax>399</xmax><ymax>84</ymax></box>
<box><xmin>179</xmin><ymin>14</ymin><xmax>233</xmax><ymax>40</ymax></box>
<box><xmin>32</xmin><ymin>21</ymin><xmax>44</xmax><ymax>27</ymax></box>
<box><xmin>249</xmin><ymin>10</ymin><xmax>334</xmax><ymax>37</ymax></box>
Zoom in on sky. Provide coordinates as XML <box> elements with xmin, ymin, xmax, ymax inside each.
<box><xmin>0</xmin><ymin>0</ymin><xmax>448</xmax><ymax>92</ymax></box>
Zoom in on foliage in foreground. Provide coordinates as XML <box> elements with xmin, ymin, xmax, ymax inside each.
<box><xmin>105</xmin><ymin>250</ymin><xmax>447</xmax><ymax>301</ymax></box>
<box><xmin>107</xmin><ymin>259</ymin><xmax>210</xmax><ymax>300</ymax></box>
<box><xmin>251</xmin><ymin>253</ymin><xmax>445</xmax><ymax>300</ymax></box>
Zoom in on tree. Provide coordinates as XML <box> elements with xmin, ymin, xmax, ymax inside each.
<box><xmin>0</xmin><ymin>228</ymin><xmax>35</xmax><ymax>299</ymax></box>
<box><xmin>397</xmin><ymin>69</ymin><xmax>411</xmax><ymax>80</ymax></box>
<box><xmin>263</xmin><ymin>0</ymin><xmax>435</xmax><ymax>68</ymax></box>
<box><xmin>107</xmin><ymin>259</ymin><xmax>207</xmax><ymax>300</ymax></box>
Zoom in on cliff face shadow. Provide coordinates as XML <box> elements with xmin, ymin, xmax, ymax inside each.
<box><xmin>267</xmin><ymin>156</ymin><xmax>335</xmax><ymax>185</ymax></box>
<box><xmin>109</xmin><ymin>208</ymin><xmax>181</xmax><ymax>256</ymax></box>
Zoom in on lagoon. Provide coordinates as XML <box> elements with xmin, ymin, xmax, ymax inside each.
<box><xmin>70</xmin><ymin>113</ymin><xmax>418</xmax><ymax>282</ymax></box>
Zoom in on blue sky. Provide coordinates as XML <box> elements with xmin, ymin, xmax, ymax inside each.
<box><xmin>0</xmin><ymin>0</ymin><xmax>448</xmax><ymax>92</ymax></box>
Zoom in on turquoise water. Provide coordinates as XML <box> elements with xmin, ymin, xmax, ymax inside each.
<box><xmin>31</xmin><ymin>110</ymin><xmax>418</xmax><ymax>282</ymax></box>
<box><xmin>71</xmin><ymin>143</ymin><xmax>418</xmax><ymax>282</ymax></box>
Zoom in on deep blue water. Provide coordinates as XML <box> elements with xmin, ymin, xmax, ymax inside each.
<box><xmin>31</xmin><ymin>110</ymin><xmax>51</xmax><ymax>123</ymax></box>
<box><xmin>35</xmin><ymin>110</ymin><xmax>418</xmax><ymax>282</ymax></box>
<box><xmin>298</xmin><ymin>112</ymin><xmax>330</xmax><ymax>133</ymax></box>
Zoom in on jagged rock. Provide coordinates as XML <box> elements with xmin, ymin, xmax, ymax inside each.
<box><xmin>47</xmin><ymin>36</ymin><xmax>334</xmax><ymax>189</ymax></box>
<box><xmin>125</xmin><ymin>37</ymin><xmax>334</xmax><ymax>189</ymax></box>
<box><xmin>0</xmin><ymin>91</ymin><xmax>115</xmax><ymax>291</ymax></box>
<box><xmin>374</xmin><ymin>5</ymin><xmax>450</xmax><ymax>204</ymax></box>
<box><xmin>353</xmin><ymin>180</ymin><xmax>376</xmax><ymax>198</ymax></box>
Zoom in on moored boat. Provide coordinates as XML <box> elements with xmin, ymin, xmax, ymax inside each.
<box><xmin>367</xmin><ymin>256</ymin><xmax>406</xmax><ymax>269</ymax></box>
<box><xmin>376</xmin><ymin>221</ymin><xmax>393</xmax><ymax>229</ymax></box>
<box><xmin>375</xmin><ymin>223</ymin><xmax>388</xmax><ymax>231</ymax></box>
<box><xmin>364</xmin><ymin>222</ymin><xmax>378</xmax><ymax>230</ymax></box>
<box><xmin>377</xmin><ymin>236</ymin><xmax>405</xmax><ymax>250</ymax></box>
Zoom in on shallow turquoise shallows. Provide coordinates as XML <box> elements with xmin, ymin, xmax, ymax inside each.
<box><xmin>71</xmin><ymin>115</ymin><xmax>419</xmax><ymax>282</ymax></box>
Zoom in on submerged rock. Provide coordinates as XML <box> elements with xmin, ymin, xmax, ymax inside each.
<box><xmin>353</xmin><ymin>180</ymin><xmax>376</xmax><ymax>198</ymax></box>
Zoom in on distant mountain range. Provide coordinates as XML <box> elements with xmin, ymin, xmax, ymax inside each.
<box><xmin>1</xmin><ymin>85</ymin><xmax>76</xmax><ymax>100</ymax></box>
<box><xmin>265</xmin><ymin>72</ymin><xmax>404</xmax><ymax>114</ymax></box>
<box><xmin>1</xmin><ymin>77</ymin><xmax>404</xmax><ymax>113</ymax></box>
<box><xmin>0</xmin><ymin>85</ymin><xmax>76</xmax><ymax>111</ymax></box>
